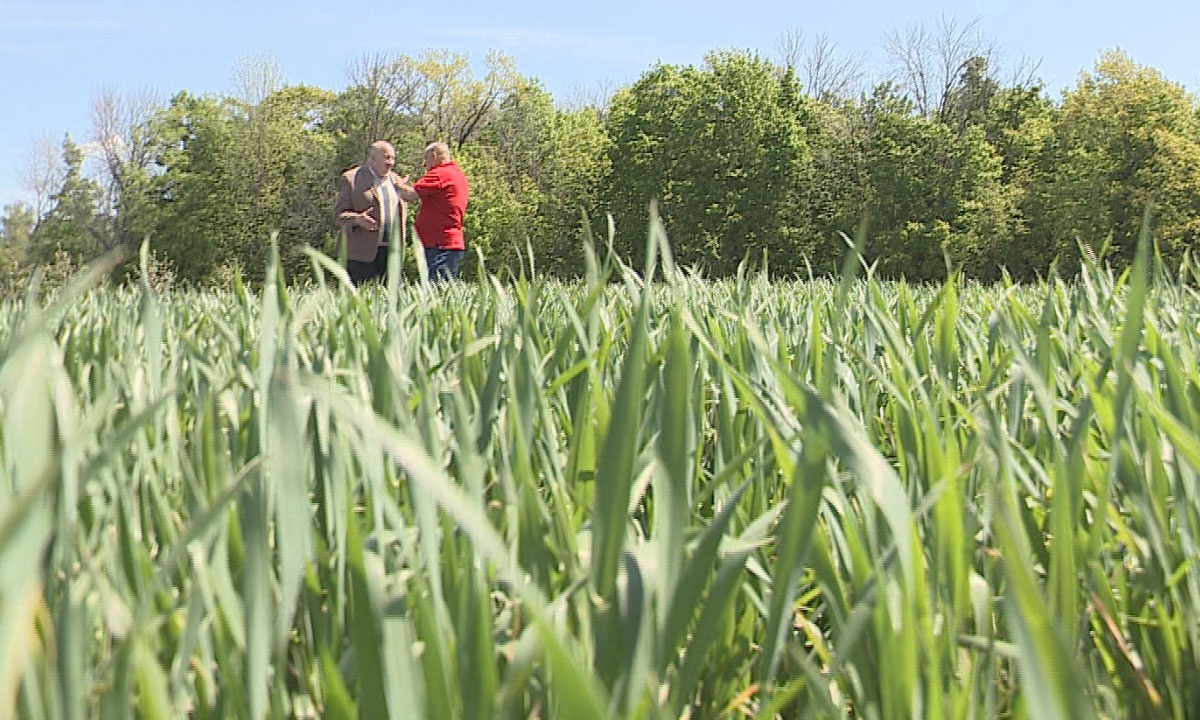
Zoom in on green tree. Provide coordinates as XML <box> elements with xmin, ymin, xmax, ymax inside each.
<box><xmin>606</xmin><ymin>51</ymin><xmax>816</xmax><ymax>275</ymax></box>
<box><xmin>941</xmin><ymin>56</ymin><xmax>999</xmax><ymax>132</ymax></box>
<box><xmin>462</xmin><ymin>81</ymin><xmax>610</xmax><ymax>277</ymax></box>
<box><xmin>854</xmin><ymin>84</ymin><xmax>1019</xmax><ymax>280</ymax></box>
<box><xmin>150</xmin><ymin>84</ymin><xmax>339</xmax><ymax>283</ymax></box>
<box><xmin>270</xmin><ymin>86</ymin><xmax>340</xmax><ymax>275</ymax></box>
<box><xmin>0</xmin><ymin>202</ymin><xmax>35</xmax><ymax>291</ymax></box>
<box><xmin>330</xmin><ymin>50</ymin><xmax>523</xmax><ymax>173</ymax></box>
<box><xmin>1027</xmin><ymin>50</ymin><xmax>1200</xmax><ymax>271</ymax></box>
<box><xmin>534</xmin><ymin>105</ymin><xmax>610</xmax><ymax>275</ymax></box>
<box><xmin>88</xmin><ymin>88</ymin><xmax>164</xmax><ymax>253</ymax></box>
<box><xmin>802</xmin><ymin>72</ymin><xmax>1039</xmax><ymax>280</ymax></box>
<box><xmin>149</xmin><ymin>92</ymin><xmax>239</xmax><ymax>282</ymax></box>
<box><xmin>803</xmin><ymin>98</ymin><xmax>873</xmax><ymax>275</ymax></box>
<box><xmin>233</xmin><ymin>83</ymin><xmax>339</xmax><ymax>278</ymax></box>
<box><xmin>976</xmin><ymin>84</ymin><xmax>1054</xmax><ymax>184</ymax></box>
<box><xmin>28</xmin><ymin>137</ymin><xmax>106</xmax><ymax>265</ymax></box>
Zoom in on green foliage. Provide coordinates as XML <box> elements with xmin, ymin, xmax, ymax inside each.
<box><xmin>147</xmin><ymin>92</ymin><xmax>241</xmax><ymax>282</ymax></box>
<box><xmin>6</xmin><ymin>45</ymin><xmax>1200</xmax><ymax>289</ymax></box>
<box><xmin>532</xmin><ymin>106</ymin><xmax>611</xmax><ymax>275</ymax></box>
<box><xmin>328</xmin><ymin>49</ymin><xmax>524</xmax><ymax>173</ymax></box>
<box><xmin>606</xmin><ymin>51</ymin><xmax>816</xmax><ymax>275</ymax></box>
<box><xmin>150</xmin><ymin>87</ymin><xmax>338</xmax><ymax>283</ymax></box>
<box><xmin>941</xmin><ymin>56</ymin><xmax>999</xmax><ymax>130</ymax></box>
<box><xmin>1027</xmin><ymin>50</ymin><xmax>1200</xmax><ymax>271</ymax></box>
<box><xmin>462</xmin><ymin>82</ymin><xmax>610</xmax><ymax>277</ymax></box>
<box><xmin>27</xmin><ymin>137</ymin><xmax>105</xmax><ymax>265</ymax></box>
<box><xmin>0</xmin><ymin>203</ymin><xmax>35</xmax><ymax>292</ymax></box>
<box><xmin>838</xmin><ymin>84</ymin><xmax>1020</xmax><ymax>280</ymax></box>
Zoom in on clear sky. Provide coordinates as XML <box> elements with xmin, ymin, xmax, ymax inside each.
<box><xmin>1</xmin><ymin>0</ymin><xmax>1197</xmax><ymax>210</ymax></box>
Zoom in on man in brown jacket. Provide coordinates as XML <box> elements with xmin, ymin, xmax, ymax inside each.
<box><xmin>333</xmin><ymin>140</ymin><xmax>407</xmax><ymax>285</ymax></box>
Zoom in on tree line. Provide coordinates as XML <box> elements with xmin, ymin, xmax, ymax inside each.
<box><xmin>2</xmin><ymin>25</ymin><xmax>1199</xmax><ymax>288</ymax></box>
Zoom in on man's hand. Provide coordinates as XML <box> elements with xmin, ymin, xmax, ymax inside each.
<box><xmin>394</xmin><ymin>176</ymin><xmax>419</xmax><ymax>203</ymax></box>
<box><xmin>356</xmin><ymin>209</ymin><xmax>379</xmax><ymax>231</ymax></box>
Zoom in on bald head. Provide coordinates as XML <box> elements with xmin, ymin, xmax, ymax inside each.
<box><xmin>423</xmin><ymin>142</ymin><xmax>451</xmax><ymax>169</ymax></box>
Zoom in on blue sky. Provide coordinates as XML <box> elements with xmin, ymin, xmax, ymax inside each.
<box><xmin>1</xmin><ymin>0</ymin><xmax>1198</xmax><ymax>210</ymax></box>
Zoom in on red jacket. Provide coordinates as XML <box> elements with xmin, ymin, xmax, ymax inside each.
<box><xmin>413</xmin><ymin>161</ymin><xmax>469</xmax><ymax>250</ymax></box>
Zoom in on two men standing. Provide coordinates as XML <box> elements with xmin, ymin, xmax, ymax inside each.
<box><xmin>334</xmin><ymin>140</ymin><xmax>470</xmax><ymax>285</ymax></box>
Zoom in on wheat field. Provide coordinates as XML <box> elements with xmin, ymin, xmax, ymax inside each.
<box><xmin>1</xmin><ymin>225</ymin><xmax>1198</xmax><ymax>719</ymax></box>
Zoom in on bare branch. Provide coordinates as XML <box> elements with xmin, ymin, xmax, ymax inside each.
<box><xmin>1007</xmin><ymin>53</ymin><xmax>1045</xmax><ymax>89</ymax></box>
<box><xmin>232</xmin><ymin>53</ymin><xmax>285</xmax><ymax>106</ymax></box>
<box><xmin>885</xmin><ymin>16</ymin><xmax>998</xmax><ymax>117</ymax></box>
<box><xmin>22</xmin><ymin>132</ymin><xmax>64</xmax><ymax>223</ymax></box>
<box><xmin>775</xmin><ymin>26</ymin><xmax>805</xmax><ymax>71</ymax></box>
<box><xmin>802</xmin><ymin>32</ymin><xmax>866</xmax><ymax>100</ymax></box>
<box><xmin>89</xmin><ymin>86</ymin><xmax>162</xmax><ymax>198</ymax></box>
<box><xmin>345</xmin><ymin>51</ymin><xmax>416</xmax><ymax>144</ymax></box>
<box><xmin>87</xmin><ymin>86</ymin><xmax>163</xmax><ymax>247</ymax></box>
<box><xmin>343</xmin><ymin>49</ymin><xmax>521</xmax><ymax>157</ymax></box>
<box><xmin>775</xmin><ymin>27</ymin><xmax>865</xmax><ymax>100</ymax></box>
<box><xmin>559</xmin><ymin>78</ymin><xmax>619</xmax><ymax>118</ymax></box>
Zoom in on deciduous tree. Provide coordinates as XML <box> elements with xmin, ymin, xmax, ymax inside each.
<box><xmin>1027</xmin><ymin>50</ymin><xmax>1200</xmax><ymax>271</ymax></box>
<box><xmin>606</xmin><ymin>51</ymin><xmax>816</xmax><ymax>275</ymax></box>
<box><xmin>28</xmin><ymin>137</ymin><xmax>105</xmax><ymax>264</ymax></box>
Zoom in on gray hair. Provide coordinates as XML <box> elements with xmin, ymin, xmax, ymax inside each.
<box><xmin>368</xmin><ymin>140</ymin><xmax>395</xmax><ymax>158</ymax></box>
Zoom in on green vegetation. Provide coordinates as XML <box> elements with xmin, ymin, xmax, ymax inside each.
<box><xmin>2</xmin><ymin>223</ymin><xmax>1199</xmax><ymax>718</ymax></box>
<box><xmin>3</xmin><ymin>46</ymin><xmax>1199</xmax><ymax>287</ymax></box>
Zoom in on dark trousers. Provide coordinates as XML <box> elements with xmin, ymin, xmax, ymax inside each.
<box><xmin>348</xmin><ymin>245</ymin><xmax>389</xmax><ymax>286</ymax></box>
<box><xmin>425</xmin><ymin>247</ymin><xmax>464</xmax><ymax>282</ymax></box>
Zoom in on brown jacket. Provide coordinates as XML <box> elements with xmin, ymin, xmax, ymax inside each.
<box><xmin>333</xmin><ymin>166</ymin><xmax>408</xmax><ymax>262</ymax></box>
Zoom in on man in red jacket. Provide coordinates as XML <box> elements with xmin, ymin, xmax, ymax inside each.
<box><xmin>396</xmin><ymin>142</ymin><xmax>470</xmax><ymax>282</ymax></box>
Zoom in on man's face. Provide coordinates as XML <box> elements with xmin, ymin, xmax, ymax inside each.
<box><xmin>423</xmin><ymin>149</ymin><xmax>438</xmax><ymax>171</ymax></box>
<box><xmin>369</xmin><ymin>145</ymin><xmax>395</xmax><ymax>176</ymax></box>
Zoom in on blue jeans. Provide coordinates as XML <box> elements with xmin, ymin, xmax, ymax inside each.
<box><xmin>425</xmin><ymin>247</ymin><xmax>464</xmax><ymax>282</ymax></box>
